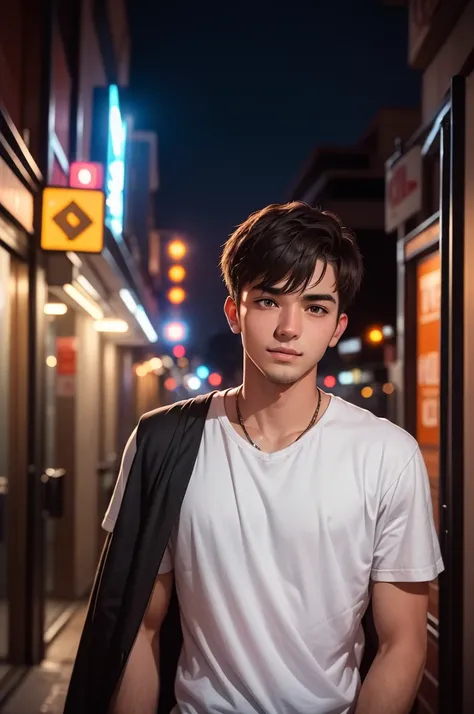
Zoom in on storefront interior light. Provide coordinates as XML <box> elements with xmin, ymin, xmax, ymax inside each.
<box><xmin>149</xmin><ymin>357</ymin><xmax>162</xmax><ymax>370</ymax></box>
<box><xmin>93</xmin><ymin>319</ymin><xmax>129</xmax><ymax>333</ymax></box>
<box><xmin>119</xmin><ymin>288</ymin><xmax>158</xmax><ymax>343</ymax></box>
<box><xmin>44</xmin><ymin>302</ymin><xmax>68</xmax><ymax>316</ymax></box>
<box><xmin>135</xmin><ymin>306</ymin><xmax>158</xmax><ymax>343</ymax></box>
<box><xmin>119</xmin><ymin>288</ymin><xmax>138</xmax><ymax>314</ymax></box>
<box><xmin>66</xmin><ymin>251</ymin><xmax>82</xmax><ymax>268</ymax></box>
<box><xmin>76</xmin><ymin>274</ymin><xmax>101</xmax><ymax>301</ymax></box>
<box><xmin>63</xmin><ymin>283</ymin><xmax>104</xmax><ymax>320</ymax></box>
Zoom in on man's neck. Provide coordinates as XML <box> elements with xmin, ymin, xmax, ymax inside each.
<box><xmin>229</xmin><ymin>358</ymin><xmax>326</xmax><ymax>448</ymax></box>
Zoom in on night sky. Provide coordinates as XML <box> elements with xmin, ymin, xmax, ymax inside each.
<box><xmin>127</xmin><ymin>0</ymin><xmax>420</xmax><ymax>352</ymax></box>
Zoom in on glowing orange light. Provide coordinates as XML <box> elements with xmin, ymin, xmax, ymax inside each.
<box><xmin>361</xmin><ymin>386</ymin><xmax>373</xmax><ymax>399</ymax></box>
<box><xmin>168</xmin><ymin>240</ymin><xmax>186</xmax><ymax>260</ymax></box>
<box><xmin>323</xmin><ymin>375</ymin><xmax>337</xmax><ymax>389</ymax></box>
<box><xmin>167</xmin><ymin>287</ymin><xmax>186</xmax><ymax>305</ymax></box>
<box><xmin>164</xmin><ymin>377</ymin><xmax>177</xmax><ymax>391</ymax></box>
<box><xmin>168</xmin><ymin>265</ymin><xmax>186</xmax><ymax>283</ymax></box>
<box><xmin>208</xmin><ymin>372</ymin><xmax>222</xmax><ymax>387</ymax></box>
<box><xmin>367</xmin><ymin>328</ymin><xmax>383</xmax><ymax>344</ymax></box>
<box><xmin>172</xmin><ymin>345</ymin><xmax>186</xmax><ymax>358</ymax></box>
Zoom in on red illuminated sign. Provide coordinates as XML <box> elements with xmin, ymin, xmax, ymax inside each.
<box><xmin>69</xmin><ymin>162</ymin><xmax>104</xmax><ymax>190</ymax></box>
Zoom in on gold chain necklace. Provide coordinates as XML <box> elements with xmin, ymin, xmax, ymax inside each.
<box><xmin>235</xmin><ymin>386</ymin><xmax>322</xmax><ymax>452</ymax></box>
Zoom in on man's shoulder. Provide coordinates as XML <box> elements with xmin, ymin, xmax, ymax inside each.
<box><xmin>137</xmin><ymin>391</ymin><xmax>216</xmax><ymax>439</ymax></box>
<box><xmin>331</xmin><ymin>395</ymin><xmax>418</xmax><ymax>456</ymax></box>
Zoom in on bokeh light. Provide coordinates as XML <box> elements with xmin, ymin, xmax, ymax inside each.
<box><xmin>167</xmin><ymin>240</ymin><xmax>186</xmax><ymax>260</ymax></box>
<box><xmin>168</xmin><ymin>265</ymin><xmax>186</xmax><ymax>283</ymax></box>
<box><xmin>367</xmin><ymin>328</ymin><xmax>383</xmax><ymax>344</ymax></box>
<box><xmin>196</xmin><ymin>365</ymin><xmax>210</xmax><ymax>380</ymax></box>
<box><xmin>172</xmin><ymin>344</ymin><xmax>186</xmax><ymax>358</ymax></box>
<box><xmin>164</xmin><ymin>321</ymin><xmax>186</xmax><ymax>343</ymax></box>
<box><xmin>167</xmin><ymin>287</ymin><xmax>186</xmax><ymax>305</ymax></box>
<box><xmin>164</xmin><ymin>377</ymin><xmax>177</xmax><ymax>391</ymax></box>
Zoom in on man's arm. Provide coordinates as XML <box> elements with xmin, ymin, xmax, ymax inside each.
<box><xmin>355</xmin><ymin>581</ymin><xmax>428</xmax><ymax>714</ymax></box>
<box><xmin>110</xmin><ymin>570</ymin><xmax>174</xmax><ymax>714</ymax></box>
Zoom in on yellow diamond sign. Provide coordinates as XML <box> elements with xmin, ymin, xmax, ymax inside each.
<box><xmin>41</xmin><ymin>187</ymin><xmax>105</xmax><ymax>253</ymax></box>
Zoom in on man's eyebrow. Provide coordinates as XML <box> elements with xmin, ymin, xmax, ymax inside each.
<box><xmin>301</xmin><ymin>293</ymin><xmax>337</xmax><ymax>304</ymax></box>
<box><xmin>256</xmin><ymin>287</ymin><xmax>337</xmax><ymax>304</ymax></box>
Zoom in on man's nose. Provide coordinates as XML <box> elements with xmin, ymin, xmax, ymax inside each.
<box><xmin>274</xmin><ymin>307</ymin><xmax>301</xmax><ymax>341</ymax></box>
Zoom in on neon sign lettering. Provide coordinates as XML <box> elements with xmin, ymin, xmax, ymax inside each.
<box><xmin>105</xmin><ymin>85</ymin><xmax>127</xmax><ymax>239</ymax></box>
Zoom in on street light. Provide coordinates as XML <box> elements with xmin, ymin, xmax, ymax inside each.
<box><xmin>167</xmin><ymin>287</ymin><xmax>186</xmax><ymax>305</ymax></box>
<box><xmin>168</xmin><ymin>240</ymin><xmax>186</xmax><ymax>260</ymax></box>
<box><xmin>367</xmin><ymin>327</ymin><xmax>384</xmax><ymax>345</ymax></box>
<box><xmin>163</xmin><ymin>321</ymin><xmax>186</xmax><ymax>343</ymax></box>
<box><xmin>168</xmin><ymin>265</ymin><xmax>186</xmax><ymax>283</ymax></box>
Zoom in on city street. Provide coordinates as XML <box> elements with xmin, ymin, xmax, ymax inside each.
<box><xmin>1</xmin><ymin>0</ymin><xmax>474</xmax><ymax>712</ymax></box>
<box><xmin>0</xmin><ymin>608</ymin><xmax>85</xmax><ymax>714</ymax></box>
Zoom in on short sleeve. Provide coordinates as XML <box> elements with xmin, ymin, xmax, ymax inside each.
<box><xmin>101</xmin><ymin>427</ymin><xmax>174</xmax><ymax>574</ymax></box>
<box><xmin>371</xmin><ymin>448</ymin><xmax>444</xmax><ymax>582</ymax></box>
<box><xmin>102</xmin><ymin>427</ymin><xmax>138</xmax><ymax>532</ymax></box>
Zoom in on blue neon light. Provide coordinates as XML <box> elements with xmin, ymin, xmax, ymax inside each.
<box><xmin>106</xmin><ymin>85</ymin><xmax>126</xmax><ymax>240</ymax></box>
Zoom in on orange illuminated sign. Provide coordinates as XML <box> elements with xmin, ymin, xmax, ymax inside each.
<box><xmin>416</xmin><ymin>251</ymin><xmax>440</xmax><ymax>446</ymax></box>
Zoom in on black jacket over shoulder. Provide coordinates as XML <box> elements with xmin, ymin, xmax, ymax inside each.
<box><xmin>64</xmin><ymin>392</ymin><xmax>215</xmax><ymax>714</ymax></box>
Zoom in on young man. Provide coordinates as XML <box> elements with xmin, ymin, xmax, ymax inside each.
<box><xmin>98</xmin><ymin>203</ymin><xmax>443</xmax><ymax>713</ymax></box>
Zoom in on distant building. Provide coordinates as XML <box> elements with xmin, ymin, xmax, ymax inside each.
<box><xmin>126</xmin><ymin>131</ymin><xmax>159</xmax><ymax>269</ymax></box>
<box><xmin>290</xmin><ymin>107</ymin><xmax>419</xmax><ymax>413</ymax></box>
<box><xmin>291</xmin><ymin>107</ymin><xmax>419</xmax><ymax>335</ymax></box>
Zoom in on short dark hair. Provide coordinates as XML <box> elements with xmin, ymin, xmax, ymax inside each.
<box><xmin>220</xmin><ymin>202</ymin><xmax>363</xmax><ymax>313</ymax></box>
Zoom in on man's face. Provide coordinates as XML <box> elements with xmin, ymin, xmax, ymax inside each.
<box><xmin>224</xmin><ymin>261</ymin><xmax>348</xmax><ymax>385</ymax></box>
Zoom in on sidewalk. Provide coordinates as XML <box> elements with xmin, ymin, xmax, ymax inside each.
<box><xmin>1</xmin><ymin>606</ymin><xmax>86</xmax><ymax>714</ymax></box>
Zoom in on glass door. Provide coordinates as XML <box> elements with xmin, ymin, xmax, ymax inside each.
<box><xmin>0</xmin><ymin>246</ymin><xmax>11</xmax><ymax>665</ymax></box>
<box><xmin>43</xmin><ymin>302</ymin><xmax>72</xmax><ymax>640</ymax></box>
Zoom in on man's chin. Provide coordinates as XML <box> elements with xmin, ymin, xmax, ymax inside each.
<box><xmin>259</xmin><ymin>366</ymin><xmax>307</xmax><ymax>386</ymax></box>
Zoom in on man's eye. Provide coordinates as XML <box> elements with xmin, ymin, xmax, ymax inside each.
<box><xmin>308</xmin><ymin>305</ymin><xmax>327</xmax><ymax>315</ymax></box>
<box><xmin>256</xmin><ymin>298</ymin><xmax>277</xmax><ymax>308</ymax></box>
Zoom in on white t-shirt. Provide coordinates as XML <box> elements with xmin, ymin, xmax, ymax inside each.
<box><xmin>103</xmin><ymin>392</ymin><xmax>443</xmax><ymax>714</ymax></box>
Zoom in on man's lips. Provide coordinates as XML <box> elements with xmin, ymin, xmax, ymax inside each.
<box><xmin>267</xmin><ymin>348</ymin><xmax>302</xmax><ymax>356</ymax></box>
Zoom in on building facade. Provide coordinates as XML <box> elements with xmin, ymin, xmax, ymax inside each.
<box><xmin>384</xmin><ymin>1</ymin><xmax>474</xmax><ymax>711</ymax></box>
<box><xmin>0</xmin><ymin>0</ymin><xmax>162</xmax><ymax>686</ymax></box>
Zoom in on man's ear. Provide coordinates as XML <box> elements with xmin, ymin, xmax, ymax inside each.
<box><xmin>224</xmin><ymin>296</ymin><xmax>241</xmax><ymax>334</ymax></box>
<box><xmin>329</xmin><ymin>313</ymin><xmax>348</xmax><ymax>348</ymax></box>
